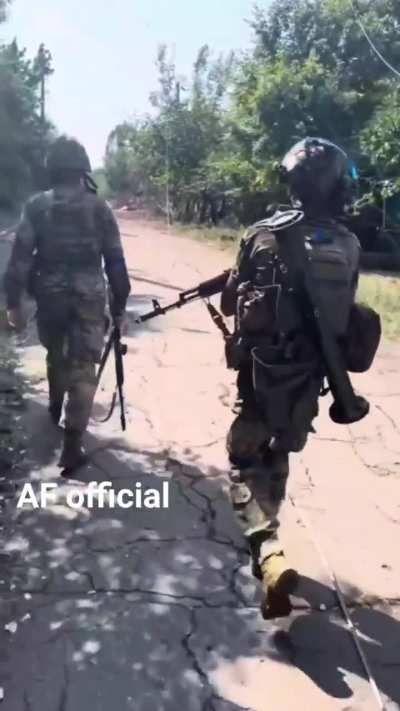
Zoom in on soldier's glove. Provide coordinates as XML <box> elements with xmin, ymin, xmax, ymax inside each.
<box><xmin>7</xmin><ymin>307</ymin><xmax>26</xmax><ymax>333</ymax></box>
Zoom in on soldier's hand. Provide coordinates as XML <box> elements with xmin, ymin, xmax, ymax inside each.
<box><xmin>113</xmin><ymin>313</ymin><xmax>129</xmax><ymax>335</ymax></box>
<box><xmin>7</xmin><ymin>307</ymin><xmax>26</xmax><ymax>332</ymax></box>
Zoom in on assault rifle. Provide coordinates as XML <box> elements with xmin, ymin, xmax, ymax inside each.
<box><xmin>138</xmin><ymin>270</ymin><xmax>230</xmax><ymax>323</ymax></box>
<box><xmin>96</xmin><ymin>319</ymin><xmax>128</xmax><ymax>431</ymax></box>
<box><xmin>139</xmin><ymin>210</ymin><xmax>369</xmax><ymax>426</ymax></box>
<box><xmin>269</xmin><ymin>210</ymin><xmax>370</xmax><ymax>425</ymax></box>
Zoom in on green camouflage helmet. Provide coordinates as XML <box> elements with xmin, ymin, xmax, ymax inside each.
<box><xmin>46</xmin><ymin>135</ymin><xmax>92</xmax><ymax>174</ymax></box>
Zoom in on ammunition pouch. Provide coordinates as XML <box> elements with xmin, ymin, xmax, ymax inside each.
<box><xmin>237</xmin><ymin>284</ymin><xmax>279</xmax><ymax>334</ymax></box>
<box><xmin>251</xmin><ymin>344</ymin><xmax>322</xmax><ymax>440</ymax></box>
<box><xmin>225</xmin><ymin>334</ymin><xmax>248</xmax><ymax>370</ymax></box>
<box><xmin>227</xmin><ymin>282</ymin><xmax>280</xmax><ymax>371</ymax></box>
<box><xmin>342</xmin><ymin>302</ymin><xmax>381</xmax><ymax>373</ymax></box>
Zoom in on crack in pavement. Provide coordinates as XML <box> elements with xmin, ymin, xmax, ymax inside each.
<box><xmin>182</xmin><ymin>607</ymin><xmax>220</xmax><ymax>711</ymax></box>
<box><xmin>374</xmin><ymin>503</ymin><xmax>400</xmax><ymax>526</ymax></box>
<box><xmin>223</xmin><ymin>562</ymin><xmax>252</xmax><ymax>608</ymax></box>
<box><xmin>182</xmin><ymin>607</ymin><xmax>253</xmax><ymax>711</ymax></box>
<box><xmin>375</xmin><ymin>403</ymin><xmax>400</xmax><ymax>437</ymax></box>
<box><xmin>0</xmin><ymin>587</ymin><xmax>259</xmax><ymax>608</ymax></box>
<box><xmin>164</xmin><ymin>457</ymin><xmax>246</xmax><ymax>552</ymax></box>
<box><xmin>348</xmin><ymin>427</ymin><xmax>393</xmax><ymax>477</ymax></box>
<box><xmin>81</xmin><ymin>534</ymin><xmax>234</xmax><ymax>555</ymax></box>
<box><xmin>3</xmin><ymin>589</ymin><xmax>400</xmax><ymax>613</ymax></box>
<box><xmin>23</xmin><ymin>690</ymin><xmax>34</xmax><ymax>711</ymax></box>
<box><xmin>58</xmin><ymin>640</ymin><xmax>70</xmax><ymax>711</ymax></box>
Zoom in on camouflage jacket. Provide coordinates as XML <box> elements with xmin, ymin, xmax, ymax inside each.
<box><xmin>4</xmin><ymin>186</ymin><xmax>131</xmax><ymax>313</ymax></box>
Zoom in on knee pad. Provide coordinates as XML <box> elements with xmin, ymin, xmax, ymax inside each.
<box><xmin>230</xmin><ymin>480</ymin><xmax>252</xmax><ymax>509</ymax></box>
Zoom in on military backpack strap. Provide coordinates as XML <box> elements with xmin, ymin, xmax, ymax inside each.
<box><xmin>251</xmin><ymin>209</ymin><xmax>305</xmax><ymax>233</ymax></box>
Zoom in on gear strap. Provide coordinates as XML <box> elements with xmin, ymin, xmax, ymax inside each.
<box><xmin>93</xmin><ymin>326</ymin><xmax>126</xmax><ymax>430</ymax></box>
<box><xmin>204</xmin><ymin>300</ymin><xmax>231</xmax><ymax>339</ymax></box>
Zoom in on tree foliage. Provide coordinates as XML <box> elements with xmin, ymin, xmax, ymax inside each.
<box><xmin>0</xmin><ymin>3</ymin><xmax>54</xmax><ymax>209</ymax></box>
<box><xmin>361</xmin><ymin>91</ymin><xmax>400</xmax><ymax>178</ymax></box>
<box><xmin>0</xmin><ymin>0</ymin><xmax>10</xmax><ymax>23</ymax></box>
<box><xmin>105</xmin><ymin>0</ymin><xmax>400</xmax><ymax>224</ymax></box>
<box><xmin>105</xmin><ymin>45</ymin><xmax>234</xmax><ymax>220</ymax></box>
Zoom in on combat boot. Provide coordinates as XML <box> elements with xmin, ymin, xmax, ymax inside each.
<box><xmin>260</xmin><ymin>552</ymin><xmax>299</xmax><ymax>619</ymax></box>
<box><xmin>58</xmin><ymin>429</ymin><xmax>86</xmax><ymax>473</ymax></box>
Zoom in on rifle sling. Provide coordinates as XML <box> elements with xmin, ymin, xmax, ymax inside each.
<box><xmin>93</xmin><ymin>327</ymin><xmax>126</xmax><ymax>431</ymax></box>
<box><xmin>205</xmin><ymin>301</ymin><xmax>231</xmax><ymax>339</ymax></box>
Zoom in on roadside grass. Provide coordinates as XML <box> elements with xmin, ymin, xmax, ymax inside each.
<box><xmin>358</xmin><ymin>273</ymin><xmax>400</xmax><ymax>340</ymax></box>
<box><xmin>175</xmin><ymin>224</ymin><xmax>240</xmax><ymax>252</ymax></box>
<box><xmin>0</xmin><ymin>334</ymin><xmax>24</xmax><ymax>471</ymax></box>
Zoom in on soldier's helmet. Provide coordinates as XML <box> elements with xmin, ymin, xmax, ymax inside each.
<box><xmin>279</xmin><ymin>137</ymin><xmax>358</xmax><ymax>212</ymax></box>
<box><xmin>46</xmin><ymin>136</ymin><xmax>92</xmax><ymax>174</ymax></box>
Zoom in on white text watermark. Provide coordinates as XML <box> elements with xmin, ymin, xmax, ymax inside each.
<box><xmin>16</xmin><ymin>481</ymin><xmax>170</xmax><ymax>510</ymax></box>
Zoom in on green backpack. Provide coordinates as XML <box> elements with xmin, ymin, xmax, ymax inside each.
<box><xmin>237</xmin><ymin>218</ymin><xmax>359</xmax><ymax>339</ymax></box>
<box><xmin>230</xmin><ymin>216</ymin><xmax>372</xmax><ymax>436</ymax></box>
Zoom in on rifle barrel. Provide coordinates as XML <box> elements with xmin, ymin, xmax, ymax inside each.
<box><xmin>139</xmin><ymin>291</ymin><xmax>200</xmax><ymax>322</ymax></box>
<box><xmin>138</xmin><ymin>270</ymin><xmax>230</xmax><ymax>323</ymax></box>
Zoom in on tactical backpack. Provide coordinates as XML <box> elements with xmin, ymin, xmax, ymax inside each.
<box><xmin>236</xmin><ymin>217</ymin><xmax>360</xmax><ymax>339</ymax></box>
<box><xmin>227</xmin><ymin>212</ymin><xmax>378</xmax><ymax>434</ymax></box>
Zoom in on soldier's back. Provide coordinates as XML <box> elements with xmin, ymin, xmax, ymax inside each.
<box><xmin>30</xmin><ymin>186</ymin><xmax>107</xmax><ymax>302</ymax></box>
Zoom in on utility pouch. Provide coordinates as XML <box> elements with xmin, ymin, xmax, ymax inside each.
<box><xmin>342</xmin><ymin>302</ymin><xmax>381</xmax><ymax>373</ymax></box>
<box><xmin>251</xmin><ymin>345</ymin><xmax>321</xmax><ymax>434</ymax></box>
<box><xmin>225</xmin><ymin>334</ymin><xmax>247</xmax><ymax>370</ymax></box>
<box><xmin>237</xmin><ymin>284</ymin><xmax>280</xmax><ymax>335</ymax></box>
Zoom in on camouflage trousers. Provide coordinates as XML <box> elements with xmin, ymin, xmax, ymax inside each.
<box><xmin>36</xmin><ymin>295</ymin><xmax>105</xmax><ymax>433</ymax></box>
<box><xmin>227</xmin><ymin>400</ymin><xmax>308</xmax><ymax>571</ymax></box>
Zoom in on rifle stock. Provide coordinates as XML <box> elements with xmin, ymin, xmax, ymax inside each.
<box><xmin>96</xmin><ymin>319</ymin><xmax>127</xmax><ymax>431</ymax></box>
<box><xmin>114</xmin><ymin>324</ymin><xmax>127</xmax><ymax>431</ymax></box>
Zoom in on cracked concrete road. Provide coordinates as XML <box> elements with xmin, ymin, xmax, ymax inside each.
<box><xmin>1</xmin><ymin>215</ymin><xmax>400</xmax><ymax>710</ymax></box>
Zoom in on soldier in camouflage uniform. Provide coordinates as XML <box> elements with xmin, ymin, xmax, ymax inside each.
<box><xmin>221</xmin><ymin>138</ymin><xmax>360</xmax><ymax>618</ymax></box>
<box><xmin>4</xmin><ymin>136</ymin><xmax>131</xmax><ymax>471</ymax></box>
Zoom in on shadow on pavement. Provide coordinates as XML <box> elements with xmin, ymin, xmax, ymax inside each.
<box><xmin>1</xmin><ymin>390</ymin><xmax>400</xmax><ymax>709</ymax></box>
<box><xmin>278</xmin><ymin>576</ymin><xmax>400</xmax><ymax>707</ymax></box>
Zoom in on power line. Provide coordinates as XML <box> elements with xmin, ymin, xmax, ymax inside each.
<box><xmin>349</xmin><ymin>0</ymin><xmax>400</xmax><ymax>80</ymax></box>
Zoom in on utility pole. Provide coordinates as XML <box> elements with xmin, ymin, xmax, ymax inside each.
<box><xmin>165</xmin><ymin>79</ymin><xmax>184</xmax><ymax>229</ymax></box>
<box><xmin>33</xmin><ymin>44</ymin><xmax>54</xmax><ymax>185</ymax></box>
<box><xmin>35</xmin><ymin>44</ymin><xmax>54</xmax><ymax>129</ymax></box>
<box><xmin>166</xmin><ymin>126</ymin><xmax>171</xmax><ymax>230</ymax></box>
